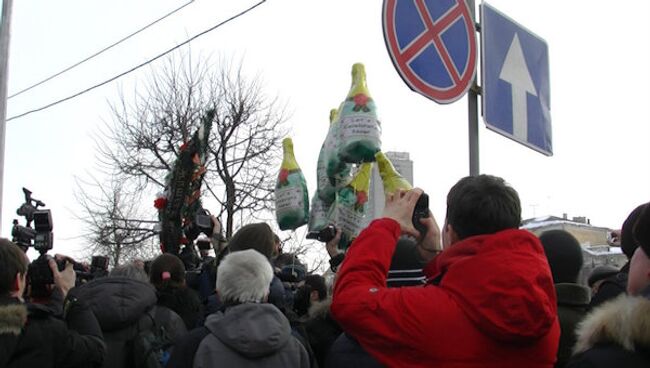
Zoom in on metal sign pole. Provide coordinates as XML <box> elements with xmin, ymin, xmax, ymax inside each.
<box><xmin>468</xmin><ymin>84</ymin><xmax>479</xmax><ymax>177</ymax></box>
<box><xmin>0</xmin><ymin>0</ymin><xmax>14</xmax><ymax>233</ymax></box>
<box><xmin>467</xmin><ymin>0</ymin><xmax>479</xmax><ymax>176</ymax></box>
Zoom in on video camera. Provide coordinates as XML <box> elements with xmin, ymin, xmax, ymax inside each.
<box><xmin>11</xmin><ymin>188</ymin><xmax>60</xmax><ymax>288</ymax></box>
<box><xmin>73</xmin><ymin>256</ymin><xmax>110</xmax><ymax>284</ymax></box>
<box><xmin>183</xmin><ymin>207</ymin><xmax>214</xmax><ymax>242</ymax></box>
<box><xmin>90</xmin><ymin>255</ymin><xmax>110</xmax><ymax>276</ymax></box>
<box><xmin>12</xmin><ymin>188</ymin><xmax>53</xmax><ymax>252</ymax></box>
<box><xmin>306</xmin><ymin>225</ymin><xmax>337</xmax><ymax>243</ymax></box>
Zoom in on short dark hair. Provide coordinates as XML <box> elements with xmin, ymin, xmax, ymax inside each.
<box><xmin>446</xmin><ymin>175</ymin><xmax>521</xmax><ymax>240</ymax></box>
<box><xmin>228</xmin><ymin>223</ymin><xmax>275</xmax><ymax>259</ymax></box>
<box><xmin>0</xmin><ymin>238</ymin><xmax>28</xmax><ymax>295</ymax></box>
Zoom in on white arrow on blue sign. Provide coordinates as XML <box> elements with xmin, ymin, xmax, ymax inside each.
<box><xmin>481</xmin><ymin>2</ymin><xmax>552</xmax><ymax>156</ymax></box>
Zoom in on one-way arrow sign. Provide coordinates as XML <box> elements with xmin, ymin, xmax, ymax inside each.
<box><xmin>481</xmin><ymin>3</ymin><xmax>552</xmax><ymax>155</ymax></box>
<box><xmin>499</xmin><ymin>33</ymin><xmax>537</xmax><ymax>142</ymax></box>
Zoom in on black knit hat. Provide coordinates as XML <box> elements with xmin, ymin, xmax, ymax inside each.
<box><xmin>228</xmin><ymin>222</ymin><xmax>275</xmax><ymax>259</ymax></box>
<box><xmin>633</xmin><ymin>202</ymin><xmax>650</xmax><ymax>257</ymax></box>
<box><xmin>539</xmin><ymin>230</ymin><xmax>583</xmax><ymax>284</ymax></box>
<box><xmin>621</xmin><ymin>203</ymin><xmax>648</xmax><ymax>259</ymax></box>
<box><xmin>587</xmin><ymin>265</ymin><xmax>619</xmax><ymax>287</ymax></box>
<box><xmin>304</xmin><ymin>274</ymin><xmax>327</xmax><ymax>301</ymax></box>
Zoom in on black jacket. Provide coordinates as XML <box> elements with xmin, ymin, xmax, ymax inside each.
<box><xmin>0</xmin><ymin>293</ymin><xmax>105</xmax><ymax>368</ymax></box>
<box><xmin>303</xmin><ymin>299</ymin><xmax>342</xmax><ymax>368</ymax></box>
<box><xmin>568</xmin><ymin>286</ymin><xmax>650</xmax><ymax>368</ymax></box>
<box><xmin>325</xmin><ymin>333</ymin><xmax>383</xmax><ymax>368</ymax></box>
<box><xmin>74</xmin><ymin>277</ymin><xmax>187</xmax><ymax>368</ymax></box>
<box><xmin>588</xmin><ymin>264</ymin><xmax>628</xmax><ymax>310</ymax></box>
<box><xmin>156</xmin><ymin>286</ymin><xmax>203</xmax><ymax>329</ymax></box>
<box><xmin>555</xmin><ymin>283</ymin><xmax>591</xmax><ymax>368</ymax></box>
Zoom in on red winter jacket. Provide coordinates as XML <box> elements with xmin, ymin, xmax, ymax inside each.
<box><xmin>331</xmin><ymin>218</ymin><xmax>560</xmax><ymax>368</ymax></box>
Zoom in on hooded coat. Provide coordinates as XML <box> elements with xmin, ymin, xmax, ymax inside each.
<box><xmin>331</xmin><ymin>218</ymin><xmax>560</xmax><ymax>368</ymax></box>
<box><xmin>74</xmin><ymin>277</ymin><xmax>187</xmax><ymax>368</ymax></box>
<box><xmin>193</xmin><ymin>303</ymin><xmax>309</xmax><ymax>368</ymax></box>
<box><xmin>0</xmin><ymin>294</ymin><xmax>105</xmax><ymax>368</ymax></box>
<box><xmin>567</xmin><ymin>287</ymin><xmax>650</xmax><ymax>368</ymax></box>
<box><xmin>303</xmin><ymin>298</ymin><xmax>342</xmax><ymax>368</ymax></box>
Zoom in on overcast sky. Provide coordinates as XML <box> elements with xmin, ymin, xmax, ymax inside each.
<box><xmin>4</xmin><ymin>0</ymin><xmax>650</xmax><ymax>259</ymax></box>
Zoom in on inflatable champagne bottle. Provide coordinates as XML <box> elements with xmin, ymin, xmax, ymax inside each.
<box><xmin>337</xmin><ymin>63</ymin><xmax>381</xmax><ymax>163</ymax></box>
<box><xmin>325</xmin><ymin>107</ymin><xmax>352</xmax><ymax>187</ymax></box>
<box><xmin>375</xmin><ymin>151</ymin><xmax>412</xmax><ymax>195</ymax></box>
<box><xmin>333</xmin><ymin>162</ymin><xmax>372</xmax><ymax>249</ymax></box>
<box><xmin>275</xmin><ymin>138</ymin><xmax>309</xmax><ymax>230</ymax></box>
<box><xmin>316</xmin><ymin>109</ymin><xmax>340</xmax><ymax>203</ymax></box>
<box><xmin>308</xmin><ymin>192</ymin><xmax>331</xmax><ymax>233</ymax></box>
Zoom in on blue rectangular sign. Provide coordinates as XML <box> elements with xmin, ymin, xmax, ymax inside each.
<box><xmin>481</xmin><ymin>2</ymin><xmax>552</xmax><ymax>156</ymax></box>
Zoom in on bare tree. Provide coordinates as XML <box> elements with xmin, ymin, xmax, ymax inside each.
<box><xmin>73</xmin><ymin>175</ymin><xmax>158</xmax><ymax>267</ymax></box>
<box><xmin>278</xmin><ymin>227</ymin><xmax>329</xmax><ymax>274</ymax></box>
<box><xmin>95</xmin><ymin>54</ymin><xmax>287</xmax><ymax>239</ymax></box>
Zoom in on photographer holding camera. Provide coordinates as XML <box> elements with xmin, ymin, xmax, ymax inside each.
<box><xmin>0</xmin><ymin>238</ymin><xmax>105</xmax><ymax>368</ymax></box>
<box><xmin>330</xmin><ymin>176</ymin><xmax>560</xmax><ymax>367</ymax></box>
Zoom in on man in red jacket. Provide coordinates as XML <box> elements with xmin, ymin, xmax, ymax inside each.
<box><xmin>331</xmin><ymin>175</ymin><xmax>560</xmax><ymax>368</ymax></box>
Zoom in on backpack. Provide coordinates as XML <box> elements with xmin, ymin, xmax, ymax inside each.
<box><xmin>130</xmin><ymin>307</ymin><xmax>174</xmax><ymax>368</ymax></box>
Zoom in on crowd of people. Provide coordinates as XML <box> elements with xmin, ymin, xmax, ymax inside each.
<box><xmin>1</xmin><ymin>174</ymin><xmax>649</xmax><ymax>367</ymax></box>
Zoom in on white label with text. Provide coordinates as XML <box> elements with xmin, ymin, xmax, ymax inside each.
<box><xmin>336</xmin><ymin>205</ymin><xmax>365</xmax><ymax>236</ymax></box>
<box><xmin>340</xmin><ymin>115</ymin><xmax>380</xmax><ymax>142</ymax></box>
<box><xmin>276</xmin><ymin>186</ymin><xmax>304</xmax><ymax>215</ymax></box>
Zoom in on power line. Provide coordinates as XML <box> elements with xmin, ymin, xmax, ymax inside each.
<box><xmin>8</xmin><ymin>0</ymin><xmax>195</xmax><ymax>100</ymax></box>
<box><xmin>7</xmin><ymin>0</ymin><xmax>266</xmax><ymax>122</ymax></box>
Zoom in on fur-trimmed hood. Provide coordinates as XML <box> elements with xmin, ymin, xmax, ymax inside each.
<box><xmin>0</xmin><ymin>297</ymin><xmax>27</xmax><ymax>336</ymax></box>
<box><xmin>574</xmin><ymin>293</ymin><xmax>650</xmax><ymax>354</ymax></box>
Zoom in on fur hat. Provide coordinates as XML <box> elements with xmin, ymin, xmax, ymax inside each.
<box><xmin>633</xmin><ymin>202</ymin><xmax>650</xmax><ymax>257</ymax></box>
<box><xmin>216</xmin><ymin>249</ymin><xmax>273</xmax><ymax>304</ymax></box>
<box><xmin>539</xmin><ymin>230</ymin><xmax>583</xmax><ymax>284</ymax></box>
<box><xmin>621</xmin><ymin>203</ymin><xmax>647</xmax><ymax>259</ymax></box>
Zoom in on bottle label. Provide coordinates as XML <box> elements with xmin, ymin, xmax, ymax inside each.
<box><xmin>276</xmin><ymin>186</ymin><xmax>304</xmax><ymax>214</ymax></box>
<box><xmin>340</xmin><ymin>115</ymin><xmax>380</xmax><ymax>142</ymax></box>
<box><xmin>336</xmin><ymin>204</ymin><xmax>365</xmax><ymax>237</ymax></box>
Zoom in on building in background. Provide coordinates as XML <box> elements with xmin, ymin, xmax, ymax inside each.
<box><xmin>365</xmin><ymin>151</ymin><xmax>413</xmax><ymax>225</ymax></box>
<box><xmin>521</xmin><ymin>215</ymin><xmax>626</xmax><ymax>285</ymax></box>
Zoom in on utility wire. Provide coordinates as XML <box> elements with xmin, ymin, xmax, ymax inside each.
<box><xmin>7</xmin><ymin>0</ymin><xmax>266</xmax><ymax>122</ymax></box>
<box><xmin>8</xmin><ymin>0</ymin><xmax>195</xmax><ymax>100</ymax></box>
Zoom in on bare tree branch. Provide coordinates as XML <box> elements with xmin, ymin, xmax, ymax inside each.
<box><xmin>73</xmin><ymin>174</ymin><xmax>158</xmax><ymax>266</ymax></box>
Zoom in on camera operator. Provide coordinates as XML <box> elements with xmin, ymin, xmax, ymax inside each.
<box><xmin>0</xmin><ymin>238</ymin><xmax>105</xmax><ymax>368</ymax></box>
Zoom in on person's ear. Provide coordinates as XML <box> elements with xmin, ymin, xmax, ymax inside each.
<box><xmin>443</xmin><ymin>223</ymin><xmax>460</xmax><ymax>249</ymax></box>
<box><xmin>12</xmin><ymin>273</ymin><xmax>21</xmax><ymax>292</ymax></box>
<box><xmin>12</xmin><ymin>272</ymin><xmax>27</xmax><ymax>297</ymax></box>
